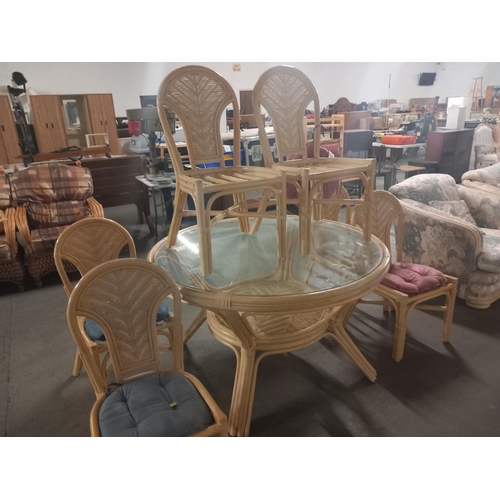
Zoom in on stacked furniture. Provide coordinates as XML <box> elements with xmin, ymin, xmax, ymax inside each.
<box><xmin>9</xmin><ymin>161</ymin><xmax>104</xmax><ymax>287</ymax></box>
<box><xmin>0</xmin><ymin>174</ymin><xmax>25</xmax><ymax>290</ymax></box>
<box><xmin>472</xmin><ymin>123</ymin><xmax>499</xmax><ymax>169</ymax></box>
<box><xmin>389</xmin><ymin>173</ymin><xmax>500</xmax><ymax>309</ymax></box>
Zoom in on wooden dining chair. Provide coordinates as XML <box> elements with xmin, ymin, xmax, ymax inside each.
<box><xmin>54</xmin><ymin>218</ymin><xmax>172</xmax><ymax>378</ymax></box>
<box><xmin>352</xmin><ymin>190</ymin><xmax>458</xmax><ymax>361</ymax></box>
<box><xmin>67</xmin><ymin>259</ymin><xmax>228</xmax><ymax>437</ymax></box>
<box><xmin>157</xmin><ymin>65</ymin><xmax>287</xmax><ymax>276</ymax></box>
<box><xmin>252</xmin><ymin>65</ymin><xmax>375</xmax><ymax>256</ymax></box>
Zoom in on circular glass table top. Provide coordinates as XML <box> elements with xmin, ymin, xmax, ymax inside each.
<box><xmin>148</xmin><ymin>218</ymin><xmax>387</xmax><ymax>298</ymax></box>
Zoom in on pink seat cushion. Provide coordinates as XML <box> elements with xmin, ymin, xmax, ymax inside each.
<box><xmin>381</xmin><ymin>262</ymin><xmax>447</xmax><ymax>295</ymax></box>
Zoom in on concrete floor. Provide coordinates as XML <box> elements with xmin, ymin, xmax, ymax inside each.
<box><xmin>2</xmin><ymin>169</ymin><xmax>499</xmax><ymax>437</ymax></box>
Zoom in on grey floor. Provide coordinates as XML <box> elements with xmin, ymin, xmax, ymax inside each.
<box><xmin>2</xmin><ymin>165</ymin><xmax>499</xmax><ymax>437</ymax></box>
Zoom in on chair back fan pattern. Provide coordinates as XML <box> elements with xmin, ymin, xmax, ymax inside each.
<box><xmin>54</xmin><ymin>219</ymin><xmax>136</xmax><ymax>295</ymax></box>
<box><xmin>354</xmin><ymin>191</ymin><xmax>403</xmax><ymax>260</ymax></box>
<box><xmin>68</xmin><ymin>260</ymin><xmax>182</xmax><ymax>384</ymax></box>
<box><xmin>157</xmin><ymin>66</ymin><xmax>240</xmax><ymax>172</ymax></box>
<box><xmin>253</xmin><ymin>66</ymin><xmax>320</xmax><ymax>162</ymax></box>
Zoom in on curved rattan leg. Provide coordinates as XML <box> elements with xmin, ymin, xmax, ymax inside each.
<box><xmin>249</xmin><ymin>188</ymin><xmax>273</xmax><ymax>235</ymax></box>
<box><xmin>442</xmin><ymin>278</ymin><xmax>458</xmax><ymax>342</ymax></box>
<box><xmin>229</xmin><ymin>346</ymin><xmax>257</xmax><ymax>437</ymax></box>
<box><xmin>72</xmin><ymin>350</ymin><xmax>83</xmax><ymax>377</ymax></box>
<box><xmin>183</xmin><ymin>309</ymin><xmax>207</xmax><ymax>344</ymax></box>
<box><xmin>166</xmin><ymin>190</ymin><xmax>188</xmax><ymax>248</ymax></box>
<box><xmin>233</xmin><ymin>192</ymin><xmax>250</xmax><ymax>233</ymax></box>
<box><xmin>392</xmin><ymin>301</ymin><xmax>411</xmax><ymax>362</ymax></box>
<box><xmin>299</xmin><ymin>168</ymin><xmax>311</xmax><ymax>256</ymax></box>
<box><xmin>328</xmin><ymin>320</ymin><xmax>377</xmax><ymax>382</ymax></box>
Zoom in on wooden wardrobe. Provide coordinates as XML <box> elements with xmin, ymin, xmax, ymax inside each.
<box><xmin>0</xmin><ymin>96</ymin><xmax>22</xmax><ymax>165</ymax></box>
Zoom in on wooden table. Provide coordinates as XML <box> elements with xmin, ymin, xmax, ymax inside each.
<box><xmin>148</xmin><ymin>217</ymin><xmax>390</xmax><ymax>436</ymax></box>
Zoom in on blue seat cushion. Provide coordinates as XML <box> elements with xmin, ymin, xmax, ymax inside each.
<box><xmin>98</xmin><ymin>372</ymin><xmax>215</xmax><ymax>437</ymax></box>
<box><xmin>84</xmin><ymin>303</ymin><xmax>170</xmax><ymax>341</ymax></box>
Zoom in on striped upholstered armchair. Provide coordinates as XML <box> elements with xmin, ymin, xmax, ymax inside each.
<box><xmin>9</xmin><ymin>162</ymin><xmax>104</xmax><ymax>287</ymax></box>
<box><xmin>0</xmin><ymin>174</ymin><xmax>25</xmax><ymax>290</ymax></box>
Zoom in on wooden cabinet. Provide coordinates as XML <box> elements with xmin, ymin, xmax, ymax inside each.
<box><xmin>425</xmin><ymin>129</ymin><xmax>474</xmax><ymax>183</ymax></box>
<box><xmin>86</xmin><ymin>94</ymin><xmax>120</xmax><ymax>155</ymax></box>
<box><xmin>30</xmin><ymin>95</ymin><xmax>68</xmax><ymax>153</ymax></box>
<box><xmin>0</xmin><ymin>96</ymin><xmax>22</xmax><ymax>165</ymax></box>
<box><xmin>29</xmin><ymin>93</ymin><xmax>120</xmax><ymax>156</ymax></box>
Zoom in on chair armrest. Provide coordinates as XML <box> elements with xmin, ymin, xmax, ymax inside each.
<box><xmin>14</xmin><ymin>206</ymin><xmax>34</xmax><ymax>254</ymax></box>
<box><xmin>399</xmin><ymin>199</ymin><xmax>483</xmax><ymax>280</ymax></box>
<box><xmin>87</xmin><ymin>197</ymin><xmax>104</xmax><ymax>218</ymax></box>
<box><xmin>3</xmin><ymin>207</ymin><xmax>18</xmax><ymax>256</ymax></box>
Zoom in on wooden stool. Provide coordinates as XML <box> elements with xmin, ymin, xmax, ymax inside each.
<box><xmin>398</xmin><ymin>165</ymin><xmax>426</xmax><ymax>179</ymax></box>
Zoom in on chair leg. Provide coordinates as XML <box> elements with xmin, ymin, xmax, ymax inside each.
<box><xmin>392</xmin><ymin>300</ymin><xmax>411</xmax><ymax>362</ymax></box>
<box><xmin>442</xmin><ymin>280</ymin><xmax>458</xmax><ymax>342</ymax></box>
<box><xmin>166</xmin><ymin>190</ymin><xmax>188</xmax><ymax>248</ymax></box>
<box><xmin>234</xmin><ymin>192</ymin><xmax>250</xmax><ymax>233</ymax></box>
<box><xmin>299</xmin><ymin>168</ymin><xmax>311</xmax><ymax>256</ymax></box>
<box><xmin>194</xmin><ymin>181</ymin><xmax>212</xmax><ymax>276</ymax></box>
<box><xmin>249</xmin><ymin>188</ymin><xmax>272</xmax><ymax>235</ymax></box>
<box><xmin>72</xmin><ymin>349</ymin><xmax>83</xmax><ymax>377</ymax></box>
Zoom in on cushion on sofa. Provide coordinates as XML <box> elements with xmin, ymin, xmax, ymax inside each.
<box><xmin>30</xmin><ymin>225</ymin><xmax>68</xmax><ymax>254</ymax></box>
<box><xmin>429</xmin><ymin>200</ymin><xmax>477</xmax><ymax>226</ymax></box>
<box><xmin>26</xmin><ymin>200</ymin><xmax>89</xmax><ymax>229</ymax></box>
<box><xmin>84</xmin><ymin>303</ymin><xmax>170</xmax><ymax>342</ymax></box>
<box><xmin>98</xmin><ymin>372</ymin><xmax>214</xmax><ymax>437</ymax></box>
<box><xmin>388</xmin><ymin>174</ymin><xmax>461</xmax><ymax>205</ymax></box>
<box><xmin>381</xmin><ymin>262</ymin><xmax>448</xmax><ymax>294</ymax></box>
<box><xmin>457</xmin><ymin>185</ymin><xmax>500</xmax><ymax>230</ymax></box>
<box><xmin>477</xmin><ymin>228</ymin><xmax>500</xmax><ymax>273</ymax></box>
<box><xmin>462</xmin><ymin>163</ymin><xmax>500</xmax><ymax>186</ymax></box>
<box><xmin>0</xmin><ymin>176</ymin><xmax>11</xmax><ymax>209</ymax></box>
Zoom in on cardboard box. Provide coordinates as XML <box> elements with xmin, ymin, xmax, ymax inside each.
<box><xmin>372</xmin><ymin>117</ymin><xmax>384</xmax><ymax>129</ymax></box>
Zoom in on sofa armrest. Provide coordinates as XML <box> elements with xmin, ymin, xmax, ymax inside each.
<box><xmin>3</xmin><ymin>207</ymin><xmax>18</xmax><ymax>256</ymax></box>
<box><xmin>87</xmin><ymin>197</ymin><xmax>104</xmax><ymax>218</ymax></box>
<box><xmin>14</xmin><ymin>206</ymin><xmax>34</xmax><ymax>254</ymax></box>
<box><xmin>399</xmin><ymin>199</ymin><xmax>483</xmax><ymax>281</ymax></box>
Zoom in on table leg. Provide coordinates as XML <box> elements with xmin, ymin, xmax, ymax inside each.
<box><xmin>152</xmin><ymin>187</ymin><xmax>159</xmax><ymax>237</ymax></box>
<box><xmin>328</xmin><ymin>315</ymin><xmax>377</xmax><ymax>382</ymax></box>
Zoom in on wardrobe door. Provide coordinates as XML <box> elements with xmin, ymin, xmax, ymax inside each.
<box><xmin>30</xmin><ymin>95</ymin><xmax>68</xmax><ymax>152</ymax></box>
<box><xmin>0</xmin><ymin>96</ymin><xmax>22</xmax><ymax>164</ymax></box>
<box><xmin>99</xmin><ymin>94</ymin><xmax>120</xmax><ymax>155</ymax></box>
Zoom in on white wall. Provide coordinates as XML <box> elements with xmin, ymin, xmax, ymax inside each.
<box><xmin>1</xmin><ymin>62</ymin><xmax>499</xmax><ymax>116</ymax></box>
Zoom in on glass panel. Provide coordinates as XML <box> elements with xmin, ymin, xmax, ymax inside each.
<box><xmin>151</xmin><ymin>218</ymin><xmax>384</xmax><ymax>297</ymax></box>
<box><xmin>62</xmin><ymin>99</ymin><xmax>80</xmax><ymax>130</ymax></box>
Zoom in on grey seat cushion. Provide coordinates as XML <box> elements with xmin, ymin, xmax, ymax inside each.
<box><xmin>99</xmin><ymin>373</ymin><xmax>214</xmax><ymax>437</ymax></box>
<box><xmin>389</xmin><ymin>174</ymin><xmax>461</xmax><ymax>205</ymax></box>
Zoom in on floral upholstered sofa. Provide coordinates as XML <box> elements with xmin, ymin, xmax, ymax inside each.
<box><xmin>388</xmin><ymin>173</ymin><xmax>500</xmax><ymax>309</ymax></box>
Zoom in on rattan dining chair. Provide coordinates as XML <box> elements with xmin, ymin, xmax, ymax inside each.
<box><xmin>352</xmin><ymin>190</ymin><xmax>458</xmax><ymax>362</ymax></box>
<box><xmin>54</xmin><ymin>218</ymin><xmax>172</xmax><ymax>379</ymax></box>
<box><xmin>157</xmin><ymin>65</ymin><xmax>287</xmax><ymax>276</ymax></box>
<box><xmin>252</xmin><ymin>65</ymin><xmax>375</xmax><ymax>256</ymax></box>
<box><xmin>66</xmin><ymin>259</ymin><xmax>227</xmax><ymax>436</ymax></box>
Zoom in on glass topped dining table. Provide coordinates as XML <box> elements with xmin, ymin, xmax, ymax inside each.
<box><xmin>148</xmin><ymin>217</ymin><xmax>390</xmax><ymax>436</ymax></box>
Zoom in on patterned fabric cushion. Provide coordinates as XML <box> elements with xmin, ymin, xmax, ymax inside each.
<box><xmin>462</xmin><ymin>162</ymin><xmax>500</xmax><ymax>186</ymax></box>
<box><xmin>457</xmin><ymin>185</ymin><xmax>500</xmax><ymax>230</ymax></box>
<box><xmin>98</xmin><ymin>373</ymin><xmax>214</xmax><ymax>437</ymax></box>
<box><xmin>26</xmin><ymin>200</ymin><xmax>88</xmax><ymax>229</ymax></box>
<box><xmin>10</xmin><ymin>163</ymin><xmax>93</xmax><ymax>229</ymax></box>
<box><xmin>381</xmin><ymin>262</ymin><xmax>448</xmax><ymax>294</ymax></box>
<box><xmin>30</xmin><ymin>225</ymin><xmax>68</xmax><ymax>254</ymax></box>
<box><xmin>477</xmin><ymin>228</ymin><xmax>500</xmax><ymax>273</ymax></box>
<box><xmin>0</xmin><ymin>235</ymin><xmax>11</xmax><ymax>262</ymax></box>
<box><xmin>389</xmin><ymin>174</ymin><xmax>461</xmax><ymax>205</ymax></box>
<box><xmin>429</xmin><ymin>200</ymin><xmax>477</xmax><ymax>226</ymax></box>
<box><xmin>0</xmin><ymin>176</ymin><xmax>11</xmax><ymax>208</ymax></box>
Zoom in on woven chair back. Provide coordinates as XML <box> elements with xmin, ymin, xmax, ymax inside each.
<box><xmin>157</xmin><ymin>65</ymin><xmax>240</xmax><ymax>177</ymax></box>
<box><xmin>67</xmin><ymin>259</ymin><xmax>183</xmax><ymax>392</ymax></box>
<box><xmin>353</xmin><ymin>190</ymin><xmax>403</xmax><ymax>261</ymax></box>
<box><xmin>253</xmin><ymin>66</ymin><xmax>321</xmax><ymax>165</ymax></box>
<box><xmin>54</xmin><ymin>218</ymin><xmax>136</xmax><ymax>296</ymax></box>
